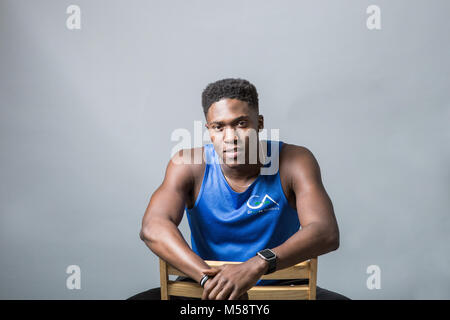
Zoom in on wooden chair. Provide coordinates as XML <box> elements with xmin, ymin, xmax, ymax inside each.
<box><xmin>159</xmin><ymin>257</ymin><xmax>318</xmax><ymax>300</ymax></box>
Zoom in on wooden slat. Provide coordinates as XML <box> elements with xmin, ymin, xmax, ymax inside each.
<box><xmin>167</xmin><ymin>260</ymin><xmax>311</xmax><ymax>280</ymax></box>
<box><xmin>248</xmin><ymin>285</ymin><xmax>309</xmax><ymax>300</ymax></box>
<box><xmin>167</xmin><ymin>281</ymin><xmax>310</xmax><ymax>300</ymax></box>
<box><xmin>168</xmin><ymin>281</ymin><xmax>203</xmax><ymax>298</ymax></box>
<box><xmin>262</xmin><ymin>262</ymin><xmax>310</xmax><ymax>280</ymax></box>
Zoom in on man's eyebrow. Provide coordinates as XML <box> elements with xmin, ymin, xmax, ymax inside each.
<box><xmin>209</xmin><ymin>115</ymin><xmax>250</xmax><ymax>125</ymax></box>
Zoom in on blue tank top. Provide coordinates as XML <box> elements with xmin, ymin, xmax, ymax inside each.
<box><xmin>185</xmin><ymin>140</ymin><xmax>301</xmax><ymax>285</ymax></box>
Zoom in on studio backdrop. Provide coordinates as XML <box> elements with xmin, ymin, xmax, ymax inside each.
<box><xmin>0</xmin><ymin>0</ymin><xmax>449</xmax><ymax>299</ymax></box>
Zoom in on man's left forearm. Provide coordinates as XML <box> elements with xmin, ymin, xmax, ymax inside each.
<box><xmin>268</xmin><ymin>222</ymin><xmax>339</xmax><ymax>272</ymax></box>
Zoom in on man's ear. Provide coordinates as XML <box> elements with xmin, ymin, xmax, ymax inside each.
<box><xmin>258</xmin><ymin>115</ymin><xmax>264</xmax><ymax>131</ymax></box>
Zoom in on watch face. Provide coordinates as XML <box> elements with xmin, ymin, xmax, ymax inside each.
<box><xmin>259</xmin><ymin>249</ymin><xmax>275</xmax><ymax>259</ymax></box>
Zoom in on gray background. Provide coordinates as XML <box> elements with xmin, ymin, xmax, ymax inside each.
<box><xmin>1</xmin><ymin>0</ymin><xmax>449</xmax><ymax>299</ymax></box>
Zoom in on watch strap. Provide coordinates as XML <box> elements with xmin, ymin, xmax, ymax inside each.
<box><xmin>257</xmin><ymin>249</ymin><xmax>277</xmax><ymax>274</ymax></box>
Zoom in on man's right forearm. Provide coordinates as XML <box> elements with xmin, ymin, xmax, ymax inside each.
<box><xmin>140</xmin><ymin>217</ymin><xmax>211</xmax><ymax>283</ymax></box>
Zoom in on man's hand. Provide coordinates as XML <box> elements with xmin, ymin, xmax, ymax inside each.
<box><xmin>201</xmin><ymin>256</ymin><xmax>268</xmax><ymax>300</ymax></box>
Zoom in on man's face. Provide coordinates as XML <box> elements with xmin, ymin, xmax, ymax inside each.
<box><xmin>205</xmin><ymin>98</ymin><xmax>264</xmax><ymax>166</ymax></box>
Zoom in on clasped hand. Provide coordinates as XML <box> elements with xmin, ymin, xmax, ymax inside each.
<box><xmin>201</xmin><ymin>258</ymin><xmax>267</xmax><ymax>300</ymax></box>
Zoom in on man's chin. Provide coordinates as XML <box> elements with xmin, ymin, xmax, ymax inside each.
<box><xmin>221</xmin><ymin>158</ymin><xmax>247</xmax><ymax>167</ymax></box>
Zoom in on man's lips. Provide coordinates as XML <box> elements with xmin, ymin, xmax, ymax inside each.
<box><xmin>223</xmin><ymin>148</ymin><xmax>242</xmax><ymax>157</ymax></box>
<box><xmin>223</xmin><ymin>147</ymin><xmax>242</xmax><ymax>153</ymax></box>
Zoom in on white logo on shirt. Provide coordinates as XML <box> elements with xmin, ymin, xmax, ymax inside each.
<box><xmin>246</xmin><ymin>194</ymin><xmax>279</xmax><ymax>210</ymax></box>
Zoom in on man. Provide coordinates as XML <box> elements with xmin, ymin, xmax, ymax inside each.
<box><xmin>129</xmin><ymin>78</ymin><xmax>349</xmax><ymax>300</ymax></box>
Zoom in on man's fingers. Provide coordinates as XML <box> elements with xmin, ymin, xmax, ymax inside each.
<box><xmin>201</xmin><ymin>266</ymin><xmax>223</xmax><ymax>299</ymax></box>
<box><xmin>228</xmin><ymin>289</ymin><xmax>241</xmax><ymax>300</ymax></box>
<box><xmin>201</xmin><ymin>267</ymin><xmax>221</xmax><ymax>277</ymax></box>
<box><xmin>201</xmin><ymin>273</ymin><xmax>220</xmax><ymax>300</ymax></box>
<box><xmin>228</xmin><ymin>288</ymin><xmax>249</xmax><ymax>300</ymax></box>
<box><xmin>207</xmin><ymin>280</ymin><xmax>227</xmax><ymax>300</ymax></box>
<box><xmin>201</xmin><ymin>285</ymin><xmax>210</xmax><ymax>300</ymax></box>
<box><xmin>215</xmin><ymin>284</ymin><xmax>234</xmax><ymax>300</ymax></box>
<box><xmin>201</xmin><ymin>281</ymin><xmax>214</xmax><ymax>300</ymax></box>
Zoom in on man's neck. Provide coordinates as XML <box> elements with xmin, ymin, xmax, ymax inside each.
<box><xmin>220</xmin><ymin>162</ymin><xmax>263</xmax><ymax>182</ymax></box>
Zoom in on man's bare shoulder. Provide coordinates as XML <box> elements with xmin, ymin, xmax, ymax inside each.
<box><xmin>280</xmin><ymin>142</ymin><xmax>321</xmax><ymax>187</ymax></box>
<box><xmin>169</xmin><ymin>146</ymin><xmax>206</xmax><ymax>181</ymax></box>
<box><xmin>280</xmin><ymin>142</ymin><xmax>316</xmax><ymax>165</ymax></box>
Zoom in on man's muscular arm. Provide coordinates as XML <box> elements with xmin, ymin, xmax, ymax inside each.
<box><xmin>270</xmin><ymin>145</ymin><xmax>340</xmax><ymax>270</ymax></box>
<box><xmin>139</xmin><ymin>149</ymin><xmax>210</xmax><ymax>284</ymax></box>
<box><xmin>202</xmin><ymin>145</ymin><xmax>340</xmax><ymax>300</ymax></box>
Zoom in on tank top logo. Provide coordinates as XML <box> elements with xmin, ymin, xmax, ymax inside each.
<box><xmin>246</xmin><ymin>194</ymin><xmax>280</xmax><ymax>214</ymax></box>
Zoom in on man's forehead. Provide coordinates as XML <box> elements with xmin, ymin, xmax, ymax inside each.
<box><xmin>208</xmin><ymin>114</ymin><xmax>250</xmax><ymax>124</ymax></box>
<box><xmin>206</xmin><ymin>99</ymin><xmax>255</xmax><ymax>122</ymax></box>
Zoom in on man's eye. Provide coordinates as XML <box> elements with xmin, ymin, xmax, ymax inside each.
<box><xmin>238</xmin><ymin>121</ymin><xmax>247</xmax><ymax>126</ymax></box>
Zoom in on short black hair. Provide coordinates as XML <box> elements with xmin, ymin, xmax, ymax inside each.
<box><xmin>201</xmin><ymin>78</ymin><xmax>259</xmax><ymax>116</ymax></box>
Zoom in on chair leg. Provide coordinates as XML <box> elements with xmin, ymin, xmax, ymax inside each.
<box><xmin>309</xmin><ymin>257</ymin><xmax>318</xmax><ymax>300</ymax></box>
<box><xmin>159</xmin><ymin>259</ymin><xmax>169</xmax><ymax>300</ymax></box>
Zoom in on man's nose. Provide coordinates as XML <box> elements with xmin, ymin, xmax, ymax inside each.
<box><xmin>223</xmin><ymin>127</ymin><xmax>238</xmax><ymax>143</ymax></box>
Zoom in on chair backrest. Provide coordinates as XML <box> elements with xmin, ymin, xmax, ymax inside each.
<box><xmin>159</xmin><ymin>257</ymin><xmax>318</xmax><ymax>300</ymax></box>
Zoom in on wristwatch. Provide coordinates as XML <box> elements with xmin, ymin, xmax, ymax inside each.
<box><xmin>256</xmin><ymin>249</ymin><xmax>277</xmax><ymax>274</ymax></box>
